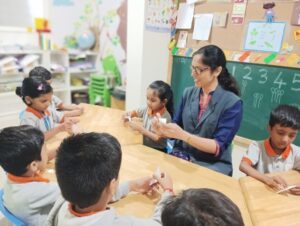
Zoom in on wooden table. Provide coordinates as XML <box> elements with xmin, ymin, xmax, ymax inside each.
<box><xmin>46</xmin><ymin>104</ymin><xmax>142</xmax><ymax>149</ymax></box>
<box><xmin>2</xmin><ymin>105</ymin><xmax>253</xmax><ymax>225</ymax></box>
<box><xmin>240</xmin><ymin>170</ymin><xmax>300</xmax><ymax>226</ymax></box>
<box><xmin>111</xmin><ymin>144</ymin><xmax>253</xmax><ymax>226</ymax></box>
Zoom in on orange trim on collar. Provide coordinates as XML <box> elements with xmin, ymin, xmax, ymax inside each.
<box><xmin>26</xmin><ymin>107</ymin><xmax>50</xmax><ymax>119</ymax></box>
<box><xmin>264</xmin><ymin>139</ymin><xmax>291</xmax><ymax>159</ymax></box>
<box><xmin>147</xmin><ymin>107</ymin><xmax>166</xmax><ymax>117</ymax></box>
<box><xmin>7</xmin><ymin>173</ymin><xmax>49</xmax><ymax>183</ymax></box>
<box><xmin>68</xmin><ymin>203</ymin><xmax>104</xmax><ymax>217</ymax></box>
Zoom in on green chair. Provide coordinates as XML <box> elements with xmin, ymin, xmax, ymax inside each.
<box><xmin>88</xmin><ymin>74</ymin><xmax>111</xmax><ymax>107</ymax></box>
<box><xmin>102</xmin><ymin>55</ymin><xmax>122</xmax><ymax>86</ymax></box>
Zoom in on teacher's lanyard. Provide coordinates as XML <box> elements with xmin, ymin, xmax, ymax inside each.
<box><xmin>43</xmin><ymin>116</ymin><xmax>51</xmax><ymax>131</ymax></box>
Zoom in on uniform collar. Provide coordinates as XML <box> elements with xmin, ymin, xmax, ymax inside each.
<box><xmin>26</xmin><ymin>107</ymin><xmax>50</xmax><ymax>119</ymax></box>
<box><xmin>68</xmin><ymin>203</ymin><xmax>106</xmax><ymax>217</ymax></box>
<box><xmin>7</xmin><ymin>173</ymin><xmax>49</xmax><ymax>183</ymax></box>
<box><xmin>264</xmin><ymin>139</ymin><xmax>291</xmax><ymax>159</ymax></box>
<box><xmin>147</xmin><ymin>107</ymin><xmax>166</xmax><ymax>117</ymax></box>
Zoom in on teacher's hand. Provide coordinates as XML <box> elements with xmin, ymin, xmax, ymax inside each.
<box><xmin>152</xmin><ymin>116</ymin><xmax>184</xmax><ymax>140</ymax></box>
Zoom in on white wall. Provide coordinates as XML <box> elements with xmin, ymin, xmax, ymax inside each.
<box><xmin>126</xmin><ymin>0</ymin><xmax>170</xmax><ymax>110</ymax></box>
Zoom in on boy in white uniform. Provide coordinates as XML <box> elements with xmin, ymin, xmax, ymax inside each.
<box><xmin>46</xmin><ymin>132</ymin><xmax>174</xmax><ymax>226</ymax></box>
<box><xmin>240</xmin><ymin>104</ymin><xmax>300</xmax><ymax>194</ymax></box>
<box><xmin>0</xmin><ymin>125</ymin><xmax>60</xmax><ymax>226</ymax></box>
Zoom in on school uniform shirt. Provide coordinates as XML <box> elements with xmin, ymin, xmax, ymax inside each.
<box><xmin>52</xmin><ymin>95</ymin><xmax>63</xmax><ymax>110</ymax></box>
<box><xmin>242</xmin><ymin>139</ymin><xmax>300</xmax><ymax>173</ymax></box>
<box><xmin>131</xmin><ymin>107</ymin><xmax>171</xmax><ymax>151</ymax></box>
<box><xmin>45</xmin><ymin>182</ymin><xmax>172</xmax><ymax>226</ymax></box>
<box><xmin>3</xmin><ymin>173</ymin><xmax>60</xmax><ymax>226</ymax></box>
<box><xmin>20</xmin><ymin>106</ymin><xmax>64</xmax><ymax>133</ymax></box>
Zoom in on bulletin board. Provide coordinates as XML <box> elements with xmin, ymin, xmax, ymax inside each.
<box><xmin>178</xmin><ymin>0</ymin><xmax>300</xmax><ymax>67</ymax></box>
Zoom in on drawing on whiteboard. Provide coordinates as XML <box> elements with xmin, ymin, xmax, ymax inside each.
<box><xmin>253</xmin><ymin>93</ymin><xmax>263</xmax><ymax>109</ymax></box>
<box><xmin>270</xmin><ymin>87</ymin><xmax>284</xmax><ymax>103</ymax></box>
<box><xmin>241</xmin><ymin>80</ymin><xmax>247</xmax><ymax>96</ymax></box>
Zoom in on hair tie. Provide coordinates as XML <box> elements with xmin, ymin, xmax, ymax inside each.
<box><xmin>37</xmin><ymin>84</ymin><xmax>43</xmax><ymax>91</ymax></box>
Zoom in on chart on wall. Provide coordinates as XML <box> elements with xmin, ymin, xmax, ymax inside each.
<box><xmin>50</xmin><ymin>0</ymin><xmax>127</xmax><ymax>82</ymax></box>
<box><xmin>244</xmin><ymin>21</ymin><xmax>286</xmax><ymax>53</ymax></box>
<box><xmin>145</xmin><ymin>0</ymin><xmax>177</xmax><ymax>32</ymax></box>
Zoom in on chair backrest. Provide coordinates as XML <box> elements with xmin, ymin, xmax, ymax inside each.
<box><xmin>0</xmin><ymin>189</ymin><xmax>27</xmax><ymax>226</ymax></box>
<box><xmin>88</xmin><ymin>74</ymin><xmax>111</xmax><ymax>106</ymax></box>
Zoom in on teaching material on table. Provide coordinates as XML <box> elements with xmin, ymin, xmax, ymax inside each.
<box><xmin>276</xmin><ymin>185</ymin><xmax>297</xmax><ymax>194</ymax></box>
<box><xmin>159</xmin><ymin>118</ymin><xmax>167</xmax><ymax>124</ymax></box>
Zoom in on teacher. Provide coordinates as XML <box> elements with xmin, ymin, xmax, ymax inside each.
<box><xmin>153</xmin><ymin>45</ymin><xmax>243</xmax><ymax>176</ymax></box>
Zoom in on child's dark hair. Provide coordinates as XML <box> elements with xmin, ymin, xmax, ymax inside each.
<box><xmin>192</xmin><ymin>45</ymin><xmax>240</xmax><ymax>96</ymax></box>
<box><xmin>0</xmin><ymin>125</ymin><xmax>44</xmax><ymax>176</ymax></box>
<box><xmin>269</xmin><ymin>104</ymin><xmax>300</xmax><ymax>130</ymax></box>
<box><xmin>149</xmin><ymin>80</ymin><xmax>174</xmax><ymax>118</ymax></box>
<box><xmin>15</xmin><ymin>77</ymin><xmax>53</xmax><ymax>105</ymax></box>
<box><xmin>162</xmin><ymin>188</ymin><xmax>244</xmax><ymax>226</ymax></box>
<box><xmin>263</xmin><ymin>2</ymin><xmax>275</xmax><ymax>9</ymax></box>
<box><xmin>29</xmin><ymin>66</ymin><xmax>52</xmax><ymax>81</ymax></box>
<box><xmin>55</xmin><ymin>132</ymin><xmax>122</xmax><ymax>209</ymax></box>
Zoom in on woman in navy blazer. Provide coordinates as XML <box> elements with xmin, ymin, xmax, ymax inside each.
<box><xmin>153</xmin><ymin>45</ymin><xmax>243</xmax><ymax>176</ymax></box>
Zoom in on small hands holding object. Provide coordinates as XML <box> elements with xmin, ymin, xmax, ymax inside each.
<box><xmin>264</xmin><ymin>175</ymin><xmax>287</xmax><ymax>191</ymax></box>
<box><xmin>152</xmin><ymin>113</ymin><xmax>184</xmax><ymax>140</ymax></box>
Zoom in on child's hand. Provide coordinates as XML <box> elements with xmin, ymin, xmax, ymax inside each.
<box><xmin>128</xmin><ymin>120</ymin><xmax>143</xmax><ymax>132</ymax></box>
<box><xmin>289</xmin><ymin>184</ymin><xmax>300</xmax><ymax>195</ymax></box>
<box><xmin>153</xmin><ymin>170</ymin><xmax>173</xmax><ymax>192</ymax></box>
<box><xmin>129</xmin><ymin>176</ymin><xmax>154</xmax><ymax>193</ymax></box>
<box><xmin>264</xmin><ymin>175</ymin><xmax>287</xmax><ymax>190</ymax></box>
<box><xmin>75</xmin><ymin>105</ymin><xmax>84</xmax><ymax>114</ymax></box>
<box><xmin>122</xmin><ymin>111</ymin><xmax>131</xmax><ymax>122</ymax></box>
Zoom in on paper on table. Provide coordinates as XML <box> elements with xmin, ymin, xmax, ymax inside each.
<box><xmin>176</xmin><ymin>3</ymin><xmax>194</xmax><ymax>29</ymax></box>
<box><xmin>159</xmin><ymin>118</ymin><xmax>167</xmax><ymax>124</ymax></box>
<box><xmin>192</xmin><ymin>14</ymin><xmax>214</xmax><ymax>41</ymax></box>
<box><xmin>276</xmin><ymin>185</ymin><xmax>297</xmax><ymax>194</ymax></box>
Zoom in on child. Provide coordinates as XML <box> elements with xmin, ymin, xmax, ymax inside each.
<box><xmin>29</xmin><ymin>66</ymin><xmax>83</xmax><ymax>117</ymax></box>
<box><xmin>0</xmin><ymin>125</ymin><xmax>60</xmax><ymax>226</ymax></box>
<box><xmin>124</xmin><ymin>80</ymin><xmax>174</xmax><ymax>151</ymax></box>
<box><xmin>46</xmin><ymin>132</ymin><xmax>174</xmax><ymax>226</ymax></box>
<box><xmin>16</xmin><ymin>77</ymin><xmax>76</xmax><ymax>140</ymax></box>
<box><xmin>161</xmin><ymin>188</ymin><xmax>244</xmax><ymax>226</ymax></box>
<box><xmin>240</xmin><ymin>104</ymin><xmax>300</xmax><ymax>194</ymax></box>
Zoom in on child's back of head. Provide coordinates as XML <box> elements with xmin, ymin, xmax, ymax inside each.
<box><xmin>29</xmin><ymin>66</ymin><xmax>52</xmax><ymax>81</ymax></box>
<box><xmin>161</xmin><ymin>188</ymin><xmax>244</xmax><ymax>226</ymax></box>
<box><xmin>0</xmin><ymin>125</ymin><xmax>44</xmax><ymax>176</ymax></box>
<box><xmin>269</xmin><ymin>104</ymin><xmax>300</xmax><ymax>130</ymax></box>
<box><xmin>55</xmin><ymin>132</ymin><xmax>122</xmax><ymax>209</ymax></box>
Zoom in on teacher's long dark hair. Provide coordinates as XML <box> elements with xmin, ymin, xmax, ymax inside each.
<box><xmin>192</xmin><ymin>45</ymin><xmax>240</xmax><ymax>96</ymax></box>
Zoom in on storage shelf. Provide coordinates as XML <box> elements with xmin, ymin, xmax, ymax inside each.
<box><xmin>70</xmin><ymin>85</ymin><xmax>88</xmax><ymax>91</ymax></box>
<box><xmin>69</xmin><ymin>69</ymin><xmax>97</xmax><ymax>74</ymax></box>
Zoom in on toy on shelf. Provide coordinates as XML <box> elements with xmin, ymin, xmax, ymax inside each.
<box><xmin>263</xmin><ymin>2</ymin><xmax>275</xmax><ymax>23</ymax></box>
